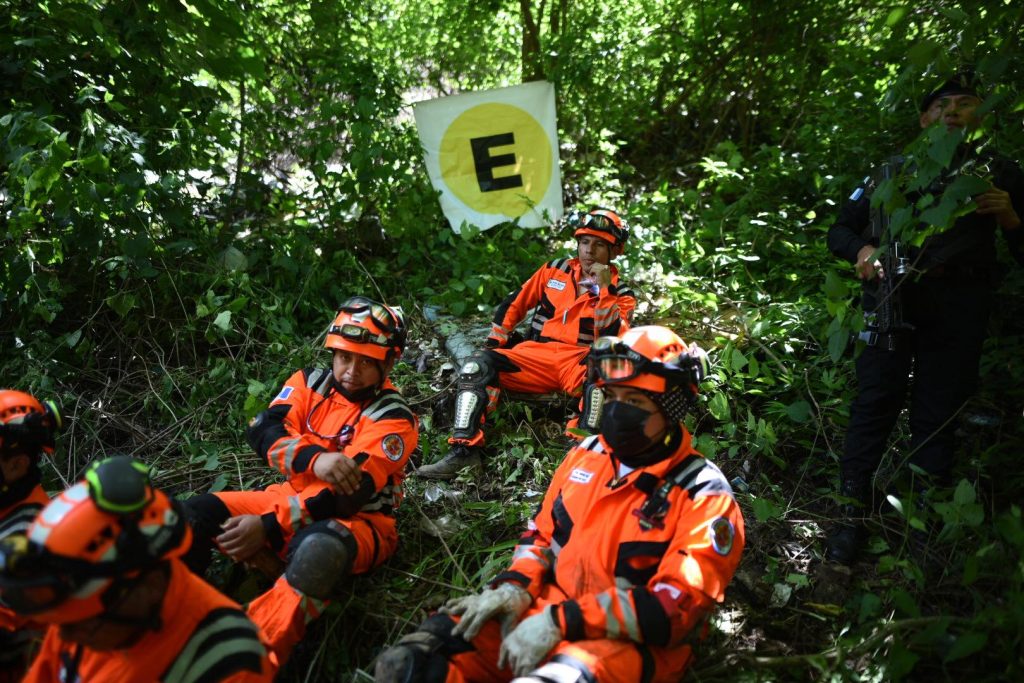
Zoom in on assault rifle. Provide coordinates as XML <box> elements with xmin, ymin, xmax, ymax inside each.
<box><xmin>859</xmin><ymin>158</ymin><xmax>915</xmax><ymax>351</ymax></box>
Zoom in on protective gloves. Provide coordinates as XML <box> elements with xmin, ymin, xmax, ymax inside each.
<box><xmin>444</xmin><ymin>582</ymin><xmax>531</xmax><ymax>640</ymax></box>
<box><xmin>498</xmin><ymin>606</ymin><xmax>562</xmax><ymax>677</ymax></box>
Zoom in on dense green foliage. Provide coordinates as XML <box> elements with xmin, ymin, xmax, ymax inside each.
<box><xmin>3</xmin><ymin>0</ymin><xmax>1024</xmax><ymax>680</ymax></box>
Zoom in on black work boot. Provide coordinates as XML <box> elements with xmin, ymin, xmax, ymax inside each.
<box><xmin>825</xmin><ymin>479</ymin><xmax>870</xmax><ymax>566</ymax></box>
<box><xmin>375</xmin><ymin>631</ymin><xmax>448</xmax><ymax>683</ymax></box>
<box><xmin>415</xmin><ymin>444</ymin><xmax>482</xmax><ymax>480</ymax></box>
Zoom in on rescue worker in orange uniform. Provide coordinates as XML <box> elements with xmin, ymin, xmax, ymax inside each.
<box><xmin>418</xmin><ymin>208</ymin><xmax>638</xmax><ymax>479</ymax></box>
<box><xmin>0</xmin><ymin>389</ymin><xmax>62</xmax><ymax>681</ymax></box>
<box><xmin>184</xmin><ymin>296</ymin><xmax>418</xmax><ymax>665</ymax></box>
<box><xmin>377</xmin><ymin>326</ymin><xmax>745</xmax><ymax>683</ymax></box>
<box><xmin>0</xmin><ymin>456</ymin><xmax>276</xmax><ymax>682</ymax></box>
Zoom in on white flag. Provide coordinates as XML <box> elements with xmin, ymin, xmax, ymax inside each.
<box><xmin>413</xmin><ymin>81</ymin><xmax>563</xmax><ymax>233</ymax></box>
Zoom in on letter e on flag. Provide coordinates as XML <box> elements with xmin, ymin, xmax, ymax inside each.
<box><xmin>413</xmin><ymin>81</ymin><xmax>563</xmax><ymax>232</ymax></box>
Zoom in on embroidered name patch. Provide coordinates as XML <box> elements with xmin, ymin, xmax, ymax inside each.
<box><xmin>382</xmin><ymin>434</ymin><xmax>405</xmax><ymax>461</ymax></box>
<box><xmin>709</xmin><ymin>517</ymin><xmax>735</xmax><ymax>556</ymax></box>
<box><xmin>546</xmin><ymin>278</ymin><xmax>566</xmax><ymax>291</ymax></box>
<box><xmin>271</xmin><ymin>386</ymin><xmax>293</xmax><ymax>403</ymax></box>
<box><xmin>569</xmin><ymin>468</ymin><xmax>593</xmax><ymax>484</ymax></box>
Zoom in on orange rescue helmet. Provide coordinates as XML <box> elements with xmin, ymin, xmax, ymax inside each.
<box><xmin>0</xmin><ymin>456</ymin><xmax>190</xmax><ymax>624</ymax></box>
<box><xmin>0</xmin><ymin>389</ymin><xmax>62</xmax><ymax>459</ymax></box>
<box><xmin>324</xmin><ymin>296</ymin><xmax>407</xmax><ymax>363</ymax></box>
<box><xmin>590</xmin><ymin>326</ymin><xmax>707</xmax><ymax>422</ymax></box>
<box><xmin>570</xmin><ymin>208</ymin><xmax>629</xmax><ymax>256</ymax></box>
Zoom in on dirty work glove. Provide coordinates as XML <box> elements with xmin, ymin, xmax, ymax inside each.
<box><xmin>498</xmin><ymin>606</ymin><xmax>562</xmax><ymax>677</ymax></box>
<box><xmin>444</xmin><ymin>583</ymin><xmax>531</xmax><ymax>641</ymax></box>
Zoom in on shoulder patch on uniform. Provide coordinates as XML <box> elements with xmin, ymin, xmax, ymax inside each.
<box><xmin>271</xmin><ymin>386</ymin><xmax>293</xmax><ymax>403</ymax></box>
<box><xmin>709</xmin><ymin>517</ymin><xmax>735</xmax><ymax>556</ymax></box>
<box><xmin>382</xmin><ymin>434</ymin><xmax>405</xmax><ymax>461</ymax></box>
<box><xmin>568</xmin><ymin>468</ymin><xmax>593</xmax><ymax>484</ymax></box>
<box><xmin>546</xmin><ymin>278</ymin><xmax>566</xmax><ymax>291</ymax></box>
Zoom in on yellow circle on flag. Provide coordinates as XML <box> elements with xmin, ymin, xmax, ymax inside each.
<box><xmin>439</xmin><ymin>103</ymin><xmax>552</xmax><ymax>217</ymax></box>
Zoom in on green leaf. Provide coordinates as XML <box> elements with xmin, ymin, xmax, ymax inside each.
<box><xmin>950</xmin><ymin>481</ymin><xmax>974</xmax><ymax>507</ymax></box>
<box><xmin>218</xmin><ymin>246</ymin><xmax>249</xmax><ymax>271</ymax></box>
<box><xmin>907</xmin><ymin>39</ymin><xmax>939</xmax><ymax>67</ymax></box>
<box><xmin>708</xmin><ymin>392</ymin><xmax>730</xmax><ymax>421</ymax></box>
<box><xmin>953</xmin><ymin>479</ymin><xmax>976</xmax><ymax>506</ymax></box>
<box><xmin>105</xmin><ymin>292</ymin><xmax>137</xmax><ymax>317</ymax></box>
<box><xmin>823</xmin><ymin>270</ymin><xmax>847</xmax><ymax>300</ymax></box>
<box><xmin>937</xmin><ymin>7</ymin><xmax>969</xmax><ymax>23</ymax></box>
<box><xmin>885</xmin><ymin>7</ymin><xmax>908</xmax><ymax>26</ymax></box>
<box><xmin>944</xmin><ymin>632</ymin><xmax>987</xmax><ymax>663</ymax></box>
<box><xmin>751</xmin><ymin>496</ymin><xmax>783</xmax><ymax>522</ymax></box>
<box><xmin>888</xmin><ymin>640</ymin><xmax>919</xmax><ymax>680</ymax></box>
<box><xmin>892</xmin><ymin>588</ymin><xmax>920</xmax><ymax>617</ymax></box>
<box><xmin>784</xmin><ymin>400</ymin><xmax>811</xmax><ymax>423</ymax></box>
<box><xmin>926</xmin><ymin>127</ymin><xmax>962</xmax><ymax>168</ymax></box>
<box><xmin>730</xmin><ymin>348</ymin><xmax>748</xmax><ymax>372</ymax></box>
<box><xmin>65</xmin><ymin>329</ymin><xmax>82</xmax><ymax>348</ymax></box>
<box><xmin>213</xmin><ymin>311</ymin><xmax>232</xmax><ymax>331</ymax></box>
<box><xmin>80</xmin><ymin>152</ymin><xmax>110</xmax><ymax>174</ymax></box>
<box><xmin>785</xmin><ymin>572</ymin><xmax>809</xmax><ymax>588</ymax></box>
<box><xmin>828</xmin><ymin>328</ymin><xmax>848</xmax><ymax>363</ymax></box>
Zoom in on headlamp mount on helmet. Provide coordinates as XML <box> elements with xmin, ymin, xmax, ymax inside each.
<box><xmin>325</xmin><ymin>296</ymin><xmax>407</xmax><ymax>363</ymax></box>
<box><xmin>566</xmin><ymin>208</ymin><xmax>629</xmax><ymax>250</ymax></box>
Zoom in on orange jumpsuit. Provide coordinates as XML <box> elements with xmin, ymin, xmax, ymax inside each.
<box><xmin>444</xmin><ymin>431</ymin><xmax>745</xmax><ymax>682</ymax></box>
<box><xmin>0</xmin><ymin>479</ymin><xmax>50</xmax><ymax>680</ymax></box>
<box><xmin>458</xmin><ymin>257</ymin><xmax>637</xmax><ymax>445</ymax></box>
<box><xmin>23</xmin><ymin>559</ymin><xmax>276</xmax><ymax>682</ymax></box>
<box><xmin>214</xmin><ymin>368</ymin><xmax>417</xmax><ymax>662</ymax></box>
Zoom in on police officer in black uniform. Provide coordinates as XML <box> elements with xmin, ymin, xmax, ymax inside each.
<box><xmin>825</xmin><ymin>73</ymin><xmax>1024</xmax><ymax>565</ymax></box>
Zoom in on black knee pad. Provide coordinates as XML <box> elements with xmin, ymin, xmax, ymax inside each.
<box><xmin>284</xmin><ymin>521</ymin><xmax>356</xmax><ymax>599</ymax></box>
<box><xmin>453</xmin><ymin>351</ymin><xmax>502</xmax><ymax>440</ymax></box>
<box><xmin>180</xmin><ymin>493</ymin><xmax>231</xmax><ymax>574</ymax></box>
<box><xmin>576</xmin><ymin>382</ymin><xmax>605</xmax><ymax>434</ymax></box>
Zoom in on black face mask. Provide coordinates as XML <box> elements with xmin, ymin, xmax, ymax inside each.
<box><xmin>330</xmin><ymin>374</ymin><xmax>381</xmax><ymax>404</ymax></box>
<box><xmin>599</xmin><ymin>402</ymin><xmax>656</xmax><ymax>463</ymax></box>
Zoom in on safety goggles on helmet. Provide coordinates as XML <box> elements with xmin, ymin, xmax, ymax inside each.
<box><xmin>326</xmin><ymin>296</ymin><xmax>407</xmax><ymax>362</ymax></box>
<box><xmin>569</xmin><ymin>209</ymin><xmax>628</xmax><ymax>248</ymax></box>
<box><xmin>338</xmin><ymin>296</ymin><xmax>402</xmax><ymax>335</ymax></box>
<box><xmin>590</xmin><ymin>335</ymin><xmax>706</xmax><ymax>392</ymax></box>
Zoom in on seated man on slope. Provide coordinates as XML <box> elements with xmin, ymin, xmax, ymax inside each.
<box><xmin>379</xmin><ymin>326</ymin><xmax>745</xmax><ymax>683</ymax></box>
<box><xmin>184</xmin><ymin>296</ymin><xmax>418</xmax><ymax>665</ymax></box>
<box><xmin>0</xmin><ymin>456</ymin><xmax>276</xmax><ymax>682</ymax></box>
<box><xmin>418</xmin><ymin>208</ymin><xmax>638</xmax><ymax>479</ymax></box>
<box><xmin>0</xmin><ymin>389</ymin><xmax>62</xmax><ymax>682</ymax></box>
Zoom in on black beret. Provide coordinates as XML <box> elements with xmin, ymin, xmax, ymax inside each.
<box><xmin>919</xmin><ymin>72</ymin><xmax>981</xmax><ymax>112</ymax></box>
